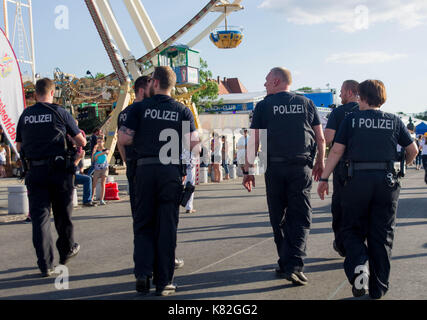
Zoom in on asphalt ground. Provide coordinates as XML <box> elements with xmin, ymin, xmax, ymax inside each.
<box><xmin>0</xmin><ymin>168</ymin><xmax>426</xmax><ymax>301</ymax></box>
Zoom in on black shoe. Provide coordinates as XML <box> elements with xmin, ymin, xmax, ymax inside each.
<box><xmin>275</xmin><ymin>267</ymin><xmax>287</xmax><ymax>278</ymax></box>
<box><xmin>136</xmin><ymin>276</ymin><xmax>150</xmax><ymax>294</ymax></box>
<box><xmin>83</xmin><ymin>202</ymin><xmax>97</xmax><ymax>207</ymax></box>
<box><xmin>156</xmin><ymin>282</ymin><xmax>177</xmax><ymax>296</ymax></box>
<box><xmin>41</xmin><ymin>268</ymin><xmax>54</xmax><ymax>278</ymax></box>
<box><xmin>333</xmin><ymin>240</ymin><xmax>345</xmax><ymax>257</ymax></box>
<box><xmin>276</xmin><ymin>268</ymin><xmax>308</xmax><ymax>285</ymax></box>
<box><xmin>60</xmin><ymin>243</ymin><xmax>80</xmax><ymax>265</ymax></box>
<box><xmin>24</xmin><ymin>217</ymin><xmax>32</xmax><ymax>224</ymax></box>
<box><xmin>175</xmin><ymin>258</ymin><xmax>184</xmax><ymax>269</ymax></box>
<box><xmin>352</xmin><ymin>285</ymin><xmax>367</xmax><ymax>298</ymax></box>
<box><xmin>287</xmin><ymin>271</ymin><xmax>308</xmax><ymax>286</ymax></box>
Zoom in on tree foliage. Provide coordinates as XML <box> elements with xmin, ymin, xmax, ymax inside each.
<box><xmin>414</xmin><ymin>111</ymin><xmax>427</xmax><ymax>121</ymax></box>
<box><xmin>190</xmin><ymin>58</ymin><xmax>219</xmax><ymax>113</ymax></box>
<box><xmin>297</xmin><ymin>87</ymin><xmax>313</xmax><ymax>92</ymax></box>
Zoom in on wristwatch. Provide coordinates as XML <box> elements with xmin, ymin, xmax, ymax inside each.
<box><xmin>319</xmin><ymin>178</ymin><xmax>329</xmax><ymax>182</ymax></box>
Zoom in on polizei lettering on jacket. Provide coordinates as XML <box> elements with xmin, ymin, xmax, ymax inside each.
<box><xmin>144</xmin><ymin>108</ymin><xmax>179</xmax><ymax>122</ymax></box>
<box><xmin>24</xmin><ymin>114</ymin><xmax>53</xmax><ymax>125</ymax></box>
<box><xmin>352</xmin><ymin>118</ymin><xmax>394</xmax><ymax>130</ymax></box>
<box><xmin>273</xmin><ymin>105</ymin><xmax>304</xmax><ymax>115</ymax></box>
<box><xmin>119</xmin><ymin>113</ymin><xmax>127</xmax><ymax>124</ymax></box>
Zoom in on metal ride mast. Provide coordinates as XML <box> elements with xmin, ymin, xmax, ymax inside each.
<box><xmin>3</xmin><ymin>0</ymin><xmax>36</xmax><ymax>83</ymax></box>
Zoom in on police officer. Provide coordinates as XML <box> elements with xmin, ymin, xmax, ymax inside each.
<box><xmin>118</xmin><ymin>66</ymin><xmax>199</xmax><ymax>296</ymax></box>
<box><xmin>117</xmin><ymin>76</ymin><xmax>151</xmax><ymax>215</ymax></box>
<box><xmin>317</xmin><ymin>80</ymin><xmax>418</xmax><ymax>299</ymax></box>
<box><xmin>16</xmin><ymin>78</ymin><xmax>86</xmax><ymax>277</ymax></box>
<box><xmin>244</xmin><ymin>67</ymin><xmax>326</xmax><ymax>285</ymax></box>
<box><xmin>324</xmin><ymin>80</ymin><xmax>360</xmax><ymax>257</ymax></box>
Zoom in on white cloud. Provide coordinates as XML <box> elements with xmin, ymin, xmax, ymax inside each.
<box><xmin>325</xmin><ymin>51</ymin><xmax>408</xmax><ymax>64</ymax></box>
<box><xmin>258</xmin><ymin>0</ymin><xmax>427</xmax><ymax>32</ymax></box>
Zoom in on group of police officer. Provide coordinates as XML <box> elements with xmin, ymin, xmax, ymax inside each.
<box><xmin>243</xmin><ymin>69</ymin><xmax>417</xmax><ymax>299</ymax></box>
<box><xmin>17</xmin><ymin>66</ymin><xmax>418</xmax><ymax>299</ymax></box>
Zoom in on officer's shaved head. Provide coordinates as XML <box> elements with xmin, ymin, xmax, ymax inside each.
<box><xmin>343</xmin><ymin>80</ymin><xmax>359</xmax><ymax>96</ymax></box>
<box><xmin>359</xmin><ymin>80</ymin><xmax>387</xmax><ymax>107</ymax></box>
<box><xmin>270</xmin><ymin>67</ymin><xmax>292</xmax><ymax>86</ymax></box>
<box><xmin>152</xmin><ymin>66</ymin><xmax>177</xmax><ymax>91</ymax></box>
<box><xmin>35</xmin><ymin>78</ymin><xmax>55</xmax><ymax>97</ymax></box>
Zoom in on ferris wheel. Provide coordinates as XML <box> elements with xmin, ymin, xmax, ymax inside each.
<box><xmin>83</xmin><ymin>0</ymin><xmax>244</xmax><ymax>163</ymax></box>
<box><xmin>85</xmin><ymin>0</ymin><xmax>244</xmax><ymax>85</ymax></box>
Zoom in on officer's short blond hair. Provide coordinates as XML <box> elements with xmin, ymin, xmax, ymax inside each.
<box><xmin>271</xmin><ymin>67</ymin><xmax>292</xmax><ymax>85</ymax></box>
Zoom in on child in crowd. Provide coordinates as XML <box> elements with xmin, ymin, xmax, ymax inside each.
<box><xmin>91</xmin><ymin>137</ymin><xmax>109</xmax><ymax>205</ymax></box>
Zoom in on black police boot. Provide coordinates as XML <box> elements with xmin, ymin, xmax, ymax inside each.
<box><xmin>275</xmin><ymin>267</ymin><xmax>287</xmax><ymax>278</ymax></box>
<box><xmin>156</xmin><ymin>282</ymin><xmax>177</xmax><ymax>296</ymax></box>
<box><xmin>60</xmin><ymin>243</ymin><xmax>80</xmax><ymax>265</ymax></box>
<box><xmin>276</xmin><ymin>268</ymin><xmax>308</xmax><ymax>285</ymax></box>
<box><xmin>136</xmin><ymin>276</ymin><xmax>150</xmax><ymax>295</ymax></box>
<box><xmin>287</xmin><ymin>271</ymin><xmax>308</xmax><ymax>286</ymax></box>
<box><xmin>175</xmin><ymin>257</ymin><xmax>184</xmax><ymax>269</ymax></box>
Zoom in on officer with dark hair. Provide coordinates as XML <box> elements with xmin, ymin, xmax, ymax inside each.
<box><xmin>118</xmin><ymin>66</ymin><xmax>199</xmax><ymax>296</ymax></box>
<box><xmin>318</xmin><ymin>80</ymin><xmax>418</xmax><ymax>299</ymax></box>
<box><xmin>243</xmin><ymin>67</ymin><xmax>326</xmax><ymax>285</ymax></box>
<box><xmin>117</xmin><ymin>76</ymin><xmax>151</xmax><ymax>215</ymax></box>
<box><xmin>324</xmin><ymin>80</ymin><xmax>360</xmax><ymax>257</ymax></box>
<box><xmin>16</xmin><ymin>78</ymin><xmax>86</xmax><ymax>277</ymax></box>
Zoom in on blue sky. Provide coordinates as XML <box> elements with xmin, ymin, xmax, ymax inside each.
<box><xmin>1</xmin><ymin>0</ymin><xmax>427</xmax><ymax>113</ymax></box>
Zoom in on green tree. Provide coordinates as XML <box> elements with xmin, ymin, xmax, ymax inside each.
<box><xmin>95</xmin><ymin>73</ymin><xmax>106</xmax><ymax>79</ymax></box>
<box><xmin>190</xmin><ymin>58</ymin><xmax>220</xmax><ymax>113</ymax></box>
<box><xmin>414</xmin><ymin>111</ymin><xmax>427</xmax><ymax>121</ymax></box>
<box><xmin>297</xmin><ymin>87</ymin><xmax>313</xmax><ymax>92</ymax></box>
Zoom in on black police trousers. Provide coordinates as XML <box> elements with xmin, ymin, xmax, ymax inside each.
<box><xmin>422</xmin><ymin>155</ymin><xmax>427</xmax><ymax>184</ymax></box>
<box><xmin>25</xmin><ymin>165</ymin><xmax>75</xmax><ymax>273</ymax></box>
<box><xmin>133</xmin><ymin>164</ymin><xmax>182</xmax><ymax>287</ymax></box>
<box><xmin>126</xmin><ymin>159</ymin><xmax>137</xmax><ymax>217</ymax></box>
<box><xmin>331</xmin><ymin>164</ymin><xmax>346</xmax><ymax>254</ymax></box>
<box><xmin>265</xmin><ymin>163</ymin><xmax>313</xmax><ymax>273</ymax></box>
<box><xmin>341</xmin><ymin>170</ymin><xmax>400</xmax><ymax>298</ymax></box>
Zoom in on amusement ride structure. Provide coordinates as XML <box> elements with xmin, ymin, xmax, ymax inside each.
<box><xmin>82</xmin><ymin>0</ymin><xmax>244</xmax><ymax>163</ymax></box>
<box><xmin>3</xmin><ymin>0</ymin><xmax>245</xmax><ymax>164</ymax></box>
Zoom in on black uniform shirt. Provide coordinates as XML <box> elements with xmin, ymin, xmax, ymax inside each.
<box><xmin>326</xmin><ymin>102</ymin><xmax>359</xmax><ymax>145</ymax></box>
<box><xmin>118</xmin><ymin>103</ymin><xmax>137</xmax><ymax>161</ymax></box>
<box><xmin>335</xmin><ymin>109</ymin><xmax>413</xmax><ymax>162</ymax></box>
<box><xmin>16</xmin><ymin>103</ymin><xmax>81</xmax><ymax>160</ymax></box>
<box><xmin>250</xmin><ymin>92</ymin><xmax>321</xmax><ymax>158</ymax></box>
<box><xmin>124</xmin><ymin>94</ymin><xmax>196</xmax><ymax>161</ymax></box>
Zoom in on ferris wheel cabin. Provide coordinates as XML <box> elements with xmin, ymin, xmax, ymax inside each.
<box><xmin>210</xmin><ymin>27</ymin><xmax>244</xmax><ymax>49</ymax></box>
<box><xmin>157</xmin><ymin>45</ymin><xmax>200</xmax><ymax>87</ymax></box>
